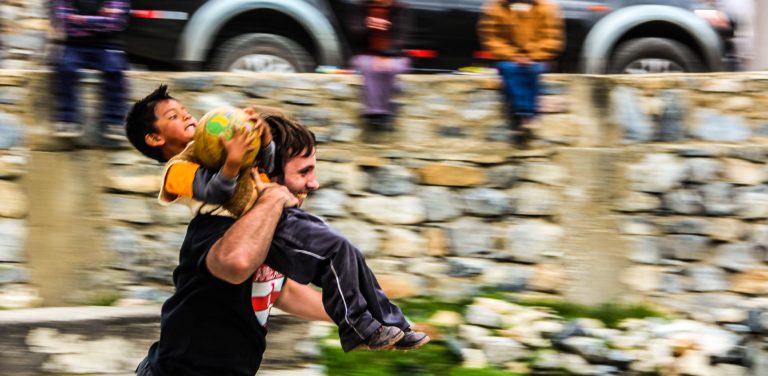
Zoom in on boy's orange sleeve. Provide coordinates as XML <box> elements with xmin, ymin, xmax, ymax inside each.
<box><xmin>164</xmin><ymin>161</ymin><xmax>200</xmax><ymax>198</ymax></box>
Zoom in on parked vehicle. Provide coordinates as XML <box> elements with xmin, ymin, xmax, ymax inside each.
<box><xmin>124</xmin><ymin>0</ymin><xmax>734</xmax><ymax>74</ymax></box>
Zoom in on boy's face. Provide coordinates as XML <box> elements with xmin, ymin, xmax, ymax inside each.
<box><xmin>146</xmin><ymin>99</ymin><xmax>197</xmax><ymax>158</ymax></box>
<box><xmin>275</xmin><ymin>147</ymin><xmax>320</xmax><ymax>207</ymax></box>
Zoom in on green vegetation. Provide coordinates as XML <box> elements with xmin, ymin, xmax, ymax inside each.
<box><xmin>512</xmin><ymin>299</ymin><xmax>666</xmax><ymax>328</ymax></box>
<box><xmin>320</xmin><ymin>293</ymin><xmax>664</xmax><ymax>375</ymax></box>
<box><xmin>321</xmin><ymin>340</ymin><xmax>524</xmax><ymax>376</ymax></box>
<box><xmin>449</xmin><ymin>368</ymin><xmax>523</xmax><ymax>376</ymax></box>
<box><xmin>396</xmin><ymin>296</ymin><xmax>471</xmax><ymax>322</ymax></box>
<box><xmin>398</xmin><ymin>290</ymin><xmax>666</xmax><ymax>328</ymax></box>
<box><xmin>81</xmin><ymin>290</ymin><xmax>121</xmax><ymax>306</ymax></box>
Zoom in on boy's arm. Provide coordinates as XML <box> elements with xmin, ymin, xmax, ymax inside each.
<box><xmin>192</xmin><ymin>166</ymin><xmax>239</xmax><ymax>204</ymax></box>
<box><xmin>163</xmin><ymin>128</ymin><xmax>263</xmax><ymax>205</ymax></box>
<box><xmin>163</xmin><ymin>161</ymin><xmax>238</xmax><ymax>205</ymax></box>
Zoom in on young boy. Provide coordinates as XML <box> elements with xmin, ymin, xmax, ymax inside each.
<box><xmin>125</xmin><ymin>85</ymin><xmax>429</xmax><ymax>352</ymax></box>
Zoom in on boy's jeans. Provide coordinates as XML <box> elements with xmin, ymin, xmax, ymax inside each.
<box><xmin>53</xmin><ymin>45</ymin><xmax>128</xmax><ymax>126</ymax></box>
<box><xmin>265</xmin><ymin>208</ymin><xmax>410</xmax><ymax>352</ymax></box>
<box><xmin>497</xmin><ymin>61</ymin><xmax>546</xmax><ymax>122</ymax></box>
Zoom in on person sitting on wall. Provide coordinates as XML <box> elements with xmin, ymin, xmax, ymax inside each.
<box><xmin>477</xmin><ymin>0</ymin><xmax>564</xmax><ymax>146</ymax></box>
<box><xmin>50</xmin><ymin>0</ymin><xmax>130</xmax><ymax>144</ymax></box>
<box><xmin>348</xmin><ymin>0</ymin><xmax>412</xmax><ymax>131</ymax></box>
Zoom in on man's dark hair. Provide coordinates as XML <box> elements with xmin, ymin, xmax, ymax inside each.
<box><xmin>125</xmin><ymin>84</ymin><xmax>174</xmax><ymax>163</ymax></box>
<box><xmin>263</xmin><ymin>115</ymin><xmax>316</xmax><ymax>180</ymax></box>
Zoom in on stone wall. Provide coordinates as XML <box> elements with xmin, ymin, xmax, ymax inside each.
<box><xmin>0</xmin><ymin>0</ymin><xmax>50</xmax><ymax>70</ymax></box>
<box><xmin>0</xmin><ymin>305</ymin><xmax>316</xmax><ymax>375</ymax></box>
<box><xmin>1</xmin><ymin>70</ymin><xmax>768</xmax><ymax>324</ymax></box>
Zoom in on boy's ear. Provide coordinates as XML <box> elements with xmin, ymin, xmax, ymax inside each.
<box><xmin>145</xmin><ymin>133</ymin><xmax>165</xmax><ymax>147</ymax></box>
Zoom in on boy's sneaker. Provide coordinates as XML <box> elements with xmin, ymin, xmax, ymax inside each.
<box><xmin>54</xmin><ymin>122</ymin><xmax>84</xmax><ymax>138</ymax></box>
<box><xmin>394</xmin><ymin>329</ymin><xmax>430</xmax><ymax>350</ymax></box>
<box><xmin>365</xmin><ymin>325</ymin><xmax>404</xmax><ymax>350</ymax></box>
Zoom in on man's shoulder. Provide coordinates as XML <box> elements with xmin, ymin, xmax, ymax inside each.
<box><xmin>186</xmin><ymin>214</ymin><xmax>236</xmax><ymax>239</ymax></box>
<box><xmin>189</xmin><ymin>213</ymin><xmax>237</xmax><ymax>228</ymax></box>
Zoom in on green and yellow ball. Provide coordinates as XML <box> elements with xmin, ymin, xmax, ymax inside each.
<box><xmin>194</xmin><ymin>106</ymin><xmax>261</xmax><ymax>169</ymax></box>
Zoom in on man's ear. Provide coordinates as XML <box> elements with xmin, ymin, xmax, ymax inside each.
<box><xmin>145</xmin><ymin>133</ymin><xmax>164</xmax><ymax>147</ymax></box>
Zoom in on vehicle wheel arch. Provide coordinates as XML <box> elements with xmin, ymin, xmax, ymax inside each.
<box><xmin>609</xmin><ymin>21</ymin><xmax>706</xmax><ymax>67</ymax></box>
<box><xmin>205</xmin><ymin>9</ymin><xmax>317</xmax><ymax>70</ymax></box>
<box><xmin>581</xmin><ymin>5</ymin><xmax>723</xmax><ymax>74</ymax></box>
<box><xmin>176</xmin><ymin>0</ymin><xmax>343</xmax><ymax>69</ymax></box>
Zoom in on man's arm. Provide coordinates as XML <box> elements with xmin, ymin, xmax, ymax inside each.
<box><xmin>206</xmin><ymin>173</ymin><xmax>298</xmax><ymax>284</ymax></box>
<box><xmin>275</xmin><ymin>279</ymin><xmax>332</xmax><ymax>322</ymax></box>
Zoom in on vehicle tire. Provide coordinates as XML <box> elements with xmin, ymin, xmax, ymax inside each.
<box><xmin>608</xmin><ymin>37</ymin><xmax>705</xmax><ymax>74</ymax></box>
<box><xmin>210</xmin><ymin>33</ymin><xmax>315</xmax><ymax>73</ymax></box>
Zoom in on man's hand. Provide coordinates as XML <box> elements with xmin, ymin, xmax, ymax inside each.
<box><xmin>366</xmin><ymin>16</ymin><xmax>391</xmax><ymax>31</ymax></box>
<box><xmin>207</xmin><ymin>167</ymin><xmax>291</xmax><ymax>285</ymax></box>
<box><xmin>252</xmin><ymin>168</ymin><xmax>299</xmax><ymax>208</ymax></box>
<box><xmin>219</xmin><ymin>130</ymin><xmax>258</xmax><ymax>180</ymax></box>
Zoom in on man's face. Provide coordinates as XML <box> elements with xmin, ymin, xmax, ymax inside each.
<box><xmin>149</xmin><ymin>99</ymin><xmax>197</xmax><ymax>157</ymax></box>
<box><xmin>276</xmin><ymin>148</ymin><xmax>320</xmax><ymax>207</ymax></box>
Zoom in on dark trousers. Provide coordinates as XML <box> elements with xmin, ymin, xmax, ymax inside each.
<box><xmin>53</xmin><ymin>45</ymin><xmax>128</xmax><ymax>125</ymax></box>
<box><xmin>351</xmin><ymin>54</ymin><xmax>410</xmax><ymax>116</ymax></box>
<box><xmin>135</xmin><ymin>357</ymin><xmax>152</xmax><ymax>376</ymax></box>
<box><xmin>265</xmin><ymin>208</ymin><xmax>409</xmax><ymax>352</ymax></box>
<box><xmin>497</xmin><ymin>61</ymin><xmax>545</xmax><ymax>125</ymax></box>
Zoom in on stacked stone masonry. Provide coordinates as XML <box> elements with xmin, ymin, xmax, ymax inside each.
<box><xmin>0</xmin><ymin>70</ymin><xmax>766</xmax><ymax>319</ymax></box>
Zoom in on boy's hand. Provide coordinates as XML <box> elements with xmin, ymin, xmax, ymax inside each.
<box><xmin>252</xmin><ymin>168</ymin><xmax>298</xmax><ymax>208</ymax></box>
<box><xmin>257</xmin><ymin>118</ymin><xmax>272</xmax><ymax>147</ymax></box>
<box><xmin>243</xmin><ymin>108</ymin><xmax>272</xmax><ymax>147</ymax></box>
<box><xmin>220</xmin><ymin>130</ymin><xmax>258</xmax><ymax>180</ymax></box>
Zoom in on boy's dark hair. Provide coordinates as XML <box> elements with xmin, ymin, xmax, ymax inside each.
<box><xmin>125</xmin><ymin>84</ymin><xmax>174</xmax><ymax>163</ymax></box>
<box><xmin>263</xmin><ymin>115</ymin><xmax>316</xmax><ymax>180</ymax></box>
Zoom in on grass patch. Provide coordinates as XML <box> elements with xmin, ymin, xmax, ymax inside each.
<box><xmin>320</xmin><ymin>340</ymin><xmax>525</xmax><ymax>376</ymax></box>
<box><xmin>449</xmin><ymin>368</ymin><xmax>524</xmax><ymax>376</ymax></box>
<box><xmin>321</xmin><ymin>340</ymin><xmax>462</xmax><ymax>376</ymax></box>
<box><xmin>395</xmin><ymin>296</ymin><xmax>471</xmax><ymax>323</ymax></box>
<box><xmin>513</xmin><ymin>299</ymin><xmax>665</xmax><ymax>328</ymax></box>
<box><xmin>321</xmin><ymin>294</ymin><xmax>664</xmax><ymax>374</ymax></box>
<box><xmin>81</xmin><ymin>290</ymin><xmax>121</xmax><ymax>306</ymax></box>
<box><xmin>396</xmin><ymin>293</ymin><xmax>665</xmax><ymax>329</ymax></box>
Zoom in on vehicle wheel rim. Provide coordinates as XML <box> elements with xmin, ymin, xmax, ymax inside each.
<box><xmin>623</xmin><ymin>58</ymin><xmax>685</xmax><ymax>74</ymax></box>
<box><xmin>229</xmin><ymin>54</ymin><xmax>296</xmax><ymax>73</ymax></box>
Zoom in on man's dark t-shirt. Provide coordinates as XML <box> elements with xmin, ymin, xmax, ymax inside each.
<box><xmin>145</xmin><ymin>214</ymin><xmax>284</xmax><ymax>376</ymax></box>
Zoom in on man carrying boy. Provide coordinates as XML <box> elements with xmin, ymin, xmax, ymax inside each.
<box><xmin>126</xmin><ymin>86</ymin><xmax>427</xmax><ymax>376</ymax></box>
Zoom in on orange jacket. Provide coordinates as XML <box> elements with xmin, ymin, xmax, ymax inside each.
<box><xmin>477</xmin><ymin>0</ymin><xmax>564</xmax><ymax>62</ymax></box>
